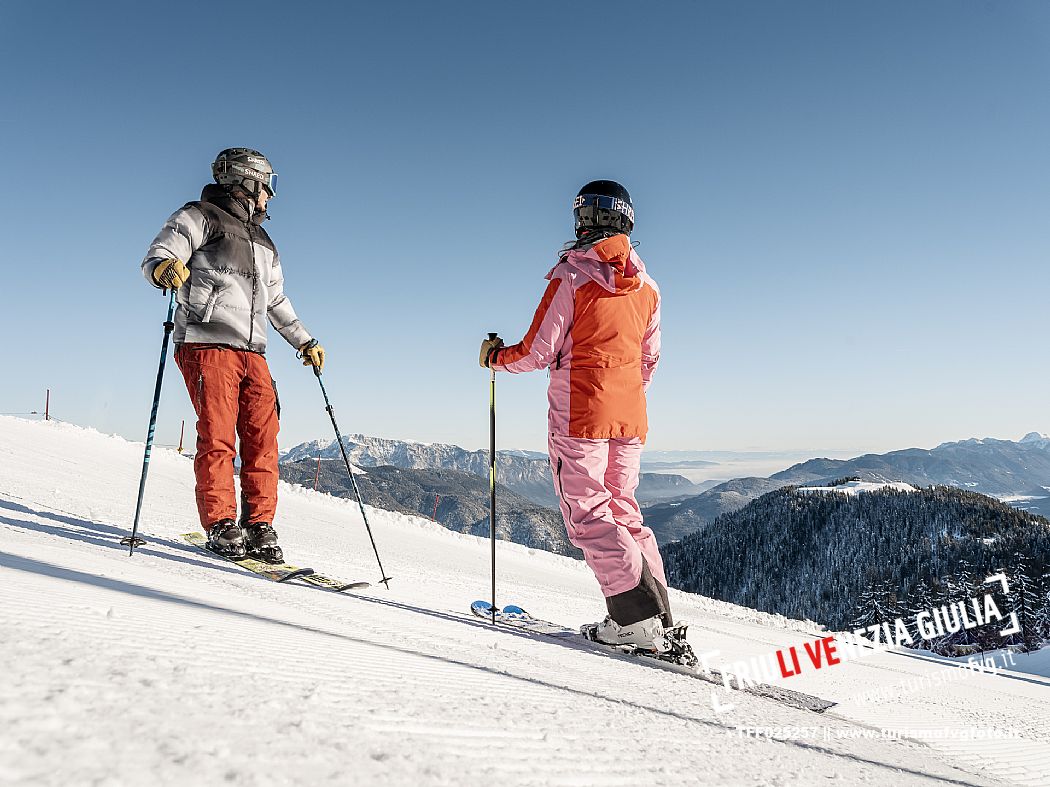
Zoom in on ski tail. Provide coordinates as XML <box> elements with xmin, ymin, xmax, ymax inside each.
<box><xmin>472</xmin><ymin>602</ymin><xmax>529</xmax><ymax>620</ymax></box>
<box><xmin>471</xmin><ymin>600</ymin><xmax>499</xmax><ymax>618</ymax></box>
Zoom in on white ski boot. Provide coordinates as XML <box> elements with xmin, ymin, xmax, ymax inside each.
<box><xmin>583</xmin><ymin>615</ymin><xmax>671</xmax><ymax>653</ymax></box>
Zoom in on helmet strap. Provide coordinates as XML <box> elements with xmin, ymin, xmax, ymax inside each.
<box><xmin>575</xmin><ymin>227</ymin><xmax>621</xmax><ymax>246</ymax></box>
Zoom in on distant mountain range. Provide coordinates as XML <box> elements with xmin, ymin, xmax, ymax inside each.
<box><xmin>640</xmin><ymin>477</ymin><xmax>786</xmax><ymax>543</ymax></box>
<box><xmin>279</xmin><ymin>432</ymin><xmax>1050</xmax><ymax>561</ymax></box>
<box><xmin>643</xmin><ymin>433</ymin><xmax>1050</xmax><ymax>543</ymax></box>
<box><xmin>280</xmin><ymin>459</ymin><xmax>580</xmax><ymax>557</ymax></box>
<box><xmin>280</xmin><ymin>434</ymin><xmax>704</xmax><ymax>508</ymax></box>
<box><xmin>770</xmin><ymin>432</ymin><xmax>1050</xmax><ymax>495</ymax></box>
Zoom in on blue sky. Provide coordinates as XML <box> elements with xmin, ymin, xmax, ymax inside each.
<box><xmin>1</xmin><ymin>1</ymin><xmax>1048</xmax><ymax>454</ymax></box>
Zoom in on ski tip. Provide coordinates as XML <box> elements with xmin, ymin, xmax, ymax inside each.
<box><xmin>338</xmin><ymin>582</ymin><xmax>371</xmax><ymax>591</ymax></box>
<box><xmin>502</xmin><ymin>605</ymin><xmax>528</xmax><ymax>616</ymax></box>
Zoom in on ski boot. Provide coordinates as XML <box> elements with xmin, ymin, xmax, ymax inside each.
<box><xmin>582</xmin><ymin>615</ymin><xmax>671</xmax><ymax>654</ymax></box>
<box><xmin>243</xmin><ymin>522</ymin><xmax>283</xmax><ymax>564</ymax></box>
<box><xmin>206</xmin><ymin>519</ymin><xmax>246</xmax><ymax>558</ymax></box>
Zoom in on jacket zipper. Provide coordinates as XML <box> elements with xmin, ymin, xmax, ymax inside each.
<box><xmin>246</xmin><ymin>219</ymin><xmax>258</xmax><ymax>349</ymax></box>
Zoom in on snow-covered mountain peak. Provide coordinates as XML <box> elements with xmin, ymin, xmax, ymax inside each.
<box><xmin>1019</xmin><ymin>431</ymin><xmax>1050</xmax><ymax>446</ymax></box>
<box><xmin>935</xmin><ymin>437</ymin><xmax>986</xmax><ymax>449</ymax></box>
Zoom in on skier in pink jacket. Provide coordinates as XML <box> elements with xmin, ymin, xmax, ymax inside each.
<box><xmin>480</xmin><ymin>181</ymin><xmax>685</xmax><ymax>656</ymax></box>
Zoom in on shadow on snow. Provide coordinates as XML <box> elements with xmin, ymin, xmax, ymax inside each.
<box><xmin>0</xmin><ymin>548</ymin><xmax>990</xmax><ymax>787</ymax></box>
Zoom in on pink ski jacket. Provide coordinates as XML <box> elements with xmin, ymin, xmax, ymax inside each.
<box><xmin>491</xmin><ymin>234</ymin><xmax>661</xmax><ymax>441</ymax></box>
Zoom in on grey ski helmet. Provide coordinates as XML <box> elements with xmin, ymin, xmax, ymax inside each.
<box><xmin>573</xmin><ymin>180</ymin><xmax>634</xmax><ymax>238</ymax></box>
<box><xmin>212</xmin><ymin>148</ymin><xmax>278</xmax><ymax>197</ymax></box>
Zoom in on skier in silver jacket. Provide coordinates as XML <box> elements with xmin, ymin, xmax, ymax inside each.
<box><xmin>142</xmin><ymin>152</ymin><xmax>311</xmax><ymax>353</ymax></box>
<box><xmin>141</xmin><ymin>148</ymin><xmax>325</xmax><ymax>562</ymax></box>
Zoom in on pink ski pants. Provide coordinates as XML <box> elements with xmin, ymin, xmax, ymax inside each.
<box><xmin>548</xmin><ymin>433</ymin><xmax>672</xmax><ymax>625</ymax></box>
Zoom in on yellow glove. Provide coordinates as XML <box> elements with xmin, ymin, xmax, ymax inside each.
<box><xmin>299</xmin><ymin>339</ymin><xmax>325</xmax><ymax>372</ymax></box>
<box><xmin>151</xmin><ymin>258</ymin><xmax>190</xmax><ymax>290</ymax></box>
<box><xmin>479</xmin><ymin>335</ymin><xmax>503</xmax><ymax>368</ymax></box>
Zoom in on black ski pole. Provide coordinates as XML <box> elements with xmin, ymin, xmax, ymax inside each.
<box><xmin>313</xmin><ymin>367</ymin><xmax>392</xmax><ymax>589</ymax></box>
<box><xmin>121</xmin><ymin>289</ymin><xmax>177</xmax><ymax>555</ymax></box>
<box><xmin>487</xmin><ymin>332</ymin><xmax>498</xmax><ymax>625</ymax></box>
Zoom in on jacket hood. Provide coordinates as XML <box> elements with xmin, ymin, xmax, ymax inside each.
<box><xmin>549</xmin><ymin>233</ymin><xmax>645</xmax><ymax>294</ymax></box>
<box><xmin>201</xmin><ymin>183</ymin><xmax>268</xmax><ymax>224</ymax></box>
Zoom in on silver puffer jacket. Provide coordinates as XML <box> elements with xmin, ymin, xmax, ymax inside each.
<box><xmin>141</xmin><ymin>185</ymin><xmax>313</xmax><ymax>353</ymax></box>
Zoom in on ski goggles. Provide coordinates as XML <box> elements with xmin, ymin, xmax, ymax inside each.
<box><xmin>216</xmin><ymin>159</ymin><xmax>278</xmax><ymax>197</ymax></box>
<box><xmin>572</xmin><ymin>194</ymin><xmax>634</xmax><ymax>223</ymax></box>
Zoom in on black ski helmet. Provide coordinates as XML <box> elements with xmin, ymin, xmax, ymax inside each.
<box><xmin>573</xmin><ymin>180</ymin><xmax>634</xmax><ymax>238</ymax></box>
<box><xmin>212</xmin><ymin>148</ymin><xmax>278</xmax><ymax>197</ymax></box>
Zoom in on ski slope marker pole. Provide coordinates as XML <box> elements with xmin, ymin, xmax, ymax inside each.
<box><xmin>121</xmin><ymin>289</ymin><xmax>176</xmax><ymax>555</ymax></box>
<box><xmin>313</xmin><ymin>367</ymin><xmax>392</xmax><ymax>589</ymax></box>
<box><xmin>488</xmin><ymin>332</ymin><xmax>498</xmax><ymax>625</ymax></box>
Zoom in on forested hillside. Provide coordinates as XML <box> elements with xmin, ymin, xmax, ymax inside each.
<box><xmin>662</xmin><ymin>485</ymin><xmax>1050</xmax><ymax>653</ymax></box>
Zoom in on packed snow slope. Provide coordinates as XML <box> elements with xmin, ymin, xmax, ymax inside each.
<box><xmin>2</xmin><ymin>417</ymin><xmax>1049</xmax><ymax>786</ymax></box>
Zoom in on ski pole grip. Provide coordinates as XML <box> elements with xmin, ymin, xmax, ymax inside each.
<box><xmin>488</xmin><ymin>332</ymin><xmax>498</xmax><ymax>341</ymax></box>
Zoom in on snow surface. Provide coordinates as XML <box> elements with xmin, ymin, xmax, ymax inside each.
<box><xmin>2</xmin><ymin>416</ymin><xmax>1049</xmax><ymax>786</ymax></box>
<box><xmin>926</xmin><ymin>647</ymin><xmax>1050</xmax><ymax>681</ymax></box>
<box><xmin>797</xmin><ymin>480</ymin><xmax>919</xmax><ymax>496</ymax></box>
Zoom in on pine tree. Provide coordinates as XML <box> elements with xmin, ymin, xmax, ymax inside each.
<box><xmin>849</xmin><ymin>583</ymin><xmax>881</xmax><ymax>634</ymax></box>
<box><xmin>907</xmin><ymin>580</ymin><xmax>935</xmax><ymax>650</ymax></box>
<box><xmin>1008</xmin><ymin>554</ymin><xmax>1043</xmax><ymax>652</ymax></box>
<box><xmin>1037</xmin><ymin>566</ymin><xmax>1050</xmax><ymax>643</ymax></box>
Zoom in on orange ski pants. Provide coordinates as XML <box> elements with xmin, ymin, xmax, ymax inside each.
<box><xmin>175</xmin><ymin>344</ymin><xmax>280</xmax><ymax>530</ymax></box>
